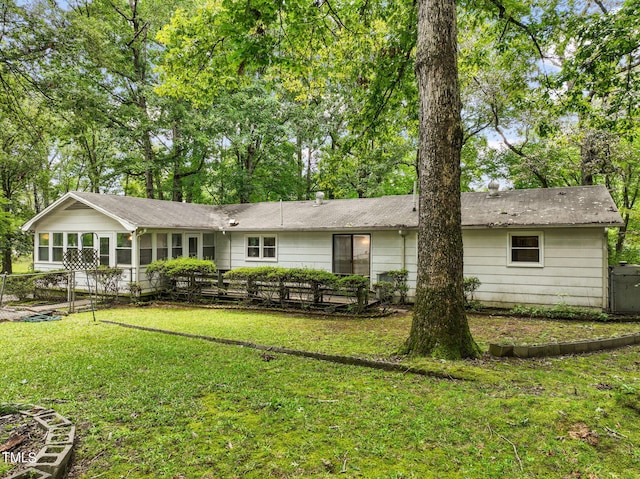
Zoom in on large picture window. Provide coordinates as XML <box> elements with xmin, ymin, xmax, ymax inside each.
<box><xmin>508</xmin><ymin>232</ymin><xmax>544</xmax><ymax>267</ymax></box>
<box><xmin>333</xmin><ymin>234</ymin><xmax>371</xmax><ymax>276</ymax></box>
<box><xmin>246</xmin><ymin>235</ymin><xmax>277</xmax><ymax>261</ymax></box>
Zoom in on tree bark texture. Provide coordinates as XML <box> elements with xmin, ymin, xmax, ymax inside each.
<box><xmin>406</xmin><ymin>0</ymin><xmax>479</xmax><ymax>358</ymax></box>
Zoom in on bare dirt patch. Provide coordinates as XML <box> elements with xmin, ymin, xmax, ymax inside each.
<box><xmin>0</xmin><ymin>412</ymin><xmax>46</xmax><ymax>475</ymax></box>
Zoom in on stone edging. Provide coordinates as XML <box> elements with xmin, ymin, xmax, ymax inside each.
<box><xmin>4</xmin><ymin>405</ymin><xmax>75</xmax><ymax>479</ymax></box>
<box><xmin>489</xmin><ymin>332</ymin><xmax>640</xmax><ymax>358</ymax></box>
<box><xmin>100</xmin><ymin>319</ymin><xmax>467</xmax><ymax>381</ymax></box>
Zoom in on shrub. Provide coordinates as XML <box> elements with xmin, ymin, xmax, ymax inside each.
<box><xmin>373</xmin><ymin>281</ymin><xmax>396</xmax><ymax>305</ymax></box>
<box><xmin>463</xmin><ymin>276</ymin><xmax>481</xmax><ymax>304</ymax></box>
<box><xmin>224</xmin><ymin>267</ymin><xmax>369</xmax><ymax>311</ymax></box>
<box><xmin>147</xmin><ymin>258</ymin><xmax>216</xmax><ymax>300</ymax></box>
<box><xmin>33</xmin><ymin>271</ymin><xmax>69</xmax><ymax>301</ymax></box>
<box><xmin>373</xmin><ymin>269</ymin><xmax>409</xmax><ymax>305</ymax></box>
<box><xmin>147</xmin><ymin>257</ymin><xmax>216</xmax><ymax>277</ymax></box>
<box><xmin>510</xmin><ymin>304</ymin><xmax>610</xmax><ymax>321</ymax></box>
<box><xmin>88</xmin><ymin>267</ymin><xmax>123</xmax><ymax>302</ymax></box>
<box><xmin>3</xmin><ymin>274</ymin><xmax>35</xmax><ymax>301</ymax></box>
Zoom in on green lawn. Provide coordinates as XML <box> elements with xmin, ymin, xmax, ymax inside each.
<box><xmin>1</xmin><ymin>307</ymin><xmax>639</xmax><ymax>478</ymax></box>
<box><xmin>10</xmin><ymin>256</ymin><xmax>32</xmax><ymax>274</ymax></box>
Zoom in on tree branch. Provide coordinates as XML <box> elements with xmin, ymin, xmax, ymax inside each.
<box><xmin>487</xmin><ymin>0</ymin><xmax>546</xmax><ymax>61</ymax></box>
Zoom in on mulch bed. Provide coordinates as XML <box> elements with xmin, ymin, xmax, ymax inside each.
<box><xmin>0</xmin><ymin>412</ymin><xmax>47</xmax><ymax>475</ymax></box>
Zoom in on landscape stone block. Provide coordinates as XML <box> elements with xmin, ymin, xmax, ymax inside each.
<box><xmin>33</xmin><ymin>444</ymin><xmax>73</xmax><ymax>476</ymax></box>
<box><xmin>19</xmin><ymin>407</ymin><xmax>54</xmax><ymax>418</ymax></box>
<box><xmin>488</xmin><ymin>344</ymin><xmax>513</xmax><ymax>357</ymax></box>
<box><xmin>34</xmin><ymin>412</ymin><xmax>72</xmax><ymax>430</ymax></box>
<box><xmin>45</xmin><ymin>425</ymin><xmax>76</xmax><ymax>445</ymax></box>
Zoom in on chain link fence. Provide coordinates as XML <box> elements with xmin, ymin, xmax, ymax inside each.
<box><xmin>0</xmin><ymin>268</ymin><xmax>129</xmax><ymax>322</ymax></box>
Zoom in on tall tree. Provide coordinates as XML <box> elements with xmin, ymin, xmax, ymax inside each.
<box><xmin>404</xmin><ymin>0</ymin><xmax>479</xmax><ymax>358</ymax></box>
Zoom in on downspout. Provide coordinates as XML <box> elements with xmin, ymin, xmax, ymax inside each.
<box><xmin>399</xmin><ymin>229</ymin><xmax>408</xmax><ymax>270</ymax></box>
<box><xmin>603</xmin><ymin>228</ymin><xmax>609</xmax><ymax>311</ymax></box>
<box><xmin>229</xmin><ymin>232</ymin><xmax>232</xmax><ymax>271</ymax></box>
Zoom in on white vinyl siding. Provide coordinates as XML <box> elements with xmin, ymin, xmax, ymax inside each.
<box><xmin>463</xmin><ymin>228</ymin><xmax>606</xmax><ymax>309</ymax></box>
<box><xmin>228</xmin><ymin>230</ymin><xmax>418</xmax><ymax>294</ymax></box>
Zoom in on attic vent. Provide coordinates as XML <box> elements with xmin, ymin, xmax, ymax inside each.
<box><xmin>487</xmin><ymin>179</ymin><xmax>500</xmax><ymax>197</ymax></box>
<box><xmin>65</xmin><ymin>202</ymin><xmax>91</xmax><ymax>210</ymax></box>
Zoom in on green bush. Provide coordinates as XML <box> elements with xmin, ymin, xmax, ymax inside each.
<box><xmin>373</xmin><ymin>269</ymin><xmax>409</xmax><ymax>305</ymax></box>
<box><xmin>147</xmin><ymin>257</ymin><xmax>216</xmax><ymax>277</ymax></box>
<box><xmin>88</xmin><ymin>267</ymin><xmax>123</xmax><ymax>302</ymax></box>
<box><xmin>147</xmin><ymin>258</ymin><xmax>216</xmax><ymax>300</ymax></box>
<box><xmin>224</xmin><ymin>267</ymin><xmax>369</xmax><ymax>311</ymax></box>
<box><xmin>3</xmin><ymin>274</ymin><xmax>35</xmax><ymax>301</ymax></box>
<box><xmin>463</xmin><ymin>276</ymin><xmax>481</xmax><ymax>303</ymax></box>
<box><xmin>373</xmin><ymin>281</ymin><xmax>396</xmax><ymax>305</ymax></box>
<box><xmin>510</xmin><ymin>304</ymin><xmax>609</xmax><ymax>321</ymax></box>
<box><xmin>33</xmin><ymin>271</ymin><xmax>69</xmax><ymax>301</ymax></box>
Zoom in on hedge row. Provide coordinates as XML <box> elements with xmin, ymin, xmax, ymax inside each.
<box><xmin>144</xmin><ymin>260</ymin><xmax>371</xmax><ymax>311</ymax></box>
<box><xmin>225</xmin><ymin>266</ymin><xmax>370</xmax><ymax>311</ymax></box>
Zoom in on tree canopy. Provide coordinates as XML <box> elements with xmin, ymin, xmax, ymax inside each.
<box><xmin>1</xmin><ymin>0</ymin><xmax>638</xmax><ymax>269</ymax></box>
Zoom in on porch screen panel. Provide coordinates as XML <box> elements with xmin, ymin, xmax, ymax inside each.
<box><xmin>172</xmin><ymin>234</ymin><xmax>183</xmax><ymax>259</ymax></box>
<box><xmin>139</xmin><ymin>233</ymin><xmax>152</xmax><ymax>265</ymax></box>
<box><xmin>188</xmin><ymin>237</ymin><xmax>198</xmax><ymax>258</ymax></box>
<box><xmin>333</xmin><ymin>235</ymin><xmax>353</xmax><ymax>275</ymax></box>
<box><xmin>157</xmin><ymin>233</ymin><xmax>168</xmax><ymax>261</ymax></box>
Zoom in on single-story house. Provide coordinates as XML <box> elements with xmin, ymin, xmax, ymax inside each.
<box><xmin>21</xmin><ymin>185</ymin><xmax>624</xmax><ymax>309</ymax></box>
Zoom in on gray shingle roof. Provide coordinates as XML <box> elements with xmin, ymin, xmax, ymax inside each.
<box><xmin>23</xmin><ymin>185</ymin><xmax>623</xmax><ymax>232</ymax></box>
<box><xmin>460</xmin><ymin>185</ymin><xmax>624</xmax><ymax>228</ymax></box>
<box><xmin>70</xmin><ymin>191</ymin><xmax>223</xmax><ymax>229</ymax></box>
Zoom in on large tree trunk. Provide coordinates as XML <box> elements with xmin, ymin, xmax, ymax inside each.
<box><xmin>405</xmin><ymin>0</ymin><xmax>479</xmax><ymax>359</ymax></box>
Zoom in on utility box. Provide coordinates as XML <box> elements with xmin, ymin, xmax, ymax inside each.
<box><xmin>609</xmin><ymin>264</ymin><xmax>640</xmax><ymax>313</ymax></box>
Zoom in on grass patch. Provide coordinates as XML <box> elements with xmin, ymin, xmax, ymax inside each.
<box><xmin>1</xmin><ymin>307</ymin><xmax>639</xmax><ymax>478</ymax></box>
<box><xmin>10</xmin><ymin>256</ymin><xmax>32</xmax><ymax>274</ymax></box>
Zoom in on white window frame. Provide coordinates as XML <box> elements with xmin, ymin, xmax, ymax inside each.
<box><xmin>507</xmin><ymin>231</ymin><xmax>544</xmax><ymax>268</ymax></box>
<box><xmin>245</xmin><ymin>235</ymin><xmax>278</xmax><ymax>261</ymax></box>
